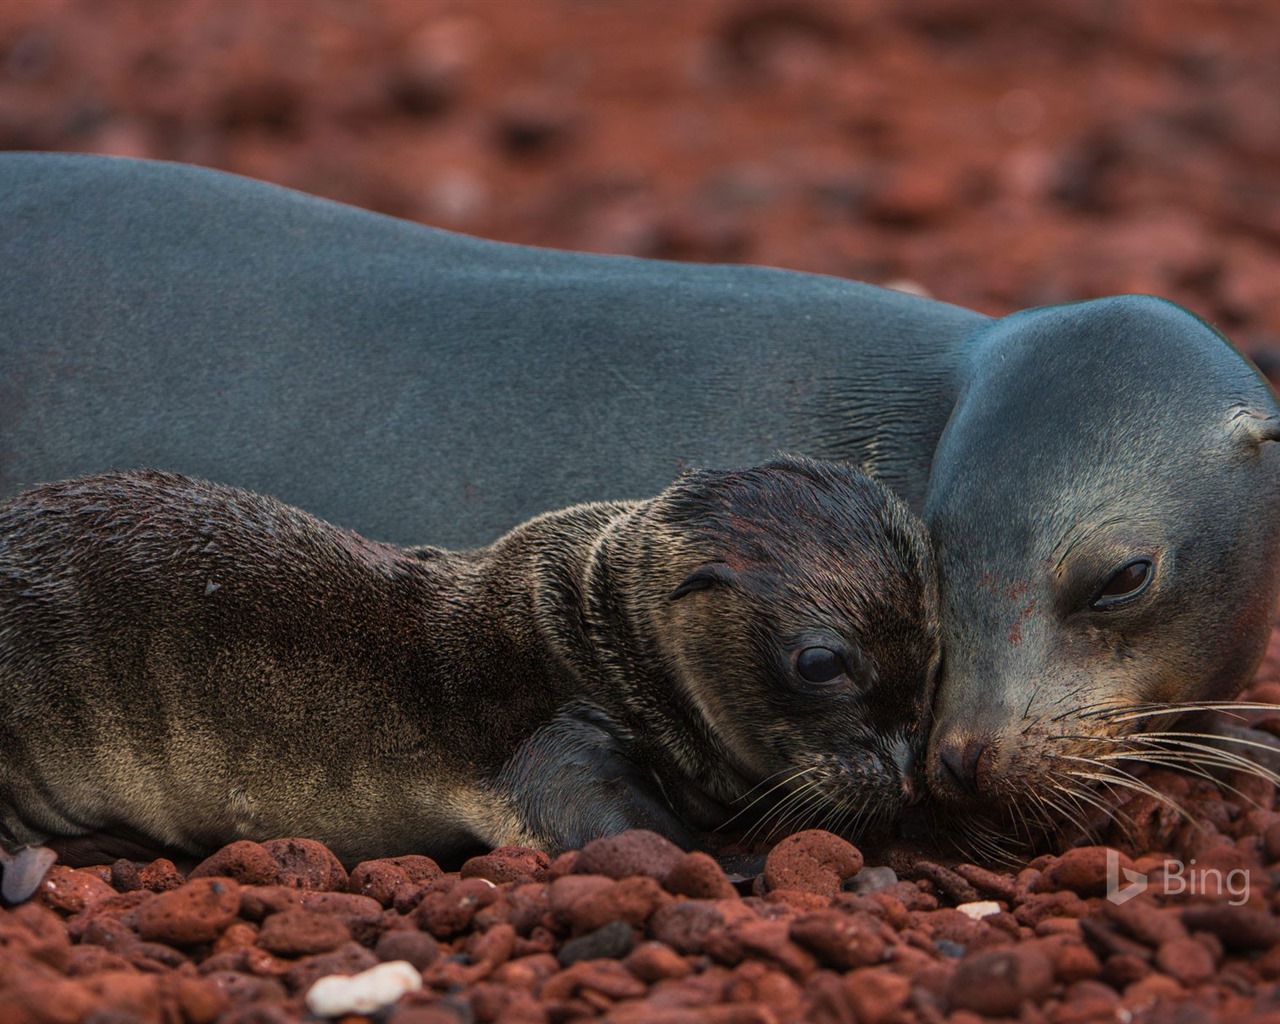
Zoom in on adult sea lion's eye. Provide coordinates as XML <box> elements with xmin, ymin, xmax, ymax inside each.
<box><xmin>1091</xmin><ymin>558</ymin><xmax>1153</xmax><ymax>610</ymax></box>
<box><xmin>795</xmin><ymin>646</ymin><xmax>847</xmax><ymax>684</ymax></box>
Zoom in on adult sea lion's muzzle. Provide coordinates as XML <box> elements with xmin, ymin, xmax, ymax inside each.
<box><xmin>930</xmin><ymin>731</ymin><xmax>995</xmax><ymax>801</ymax></box>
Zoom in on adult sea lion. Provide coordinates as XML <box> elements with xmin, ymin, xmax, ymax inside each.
<box><xmin>0</xmin><ymin>460</ymin><xmax>939</xmax><ymax>877</ymax></box>
<box><xmin>923</xmin><ymin>303</ymin><xmax>1280</xmax><ymax>838</ymax></box>
<box><xmin>2</xmin><ymin>153</ymin><xmax>1278</xmax><ymax>833</ymax></box>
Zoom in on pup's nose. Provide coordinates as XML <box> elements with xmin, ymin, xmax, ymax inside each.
<box><xmin>936</xmin><ymin>736</ymin><xmax>991</xmax><ymax>797</ymax></box>
<box><xmin>892</xmin><ymin>744</ymin><xmax>925</xmax><ymax>805</ymax></box>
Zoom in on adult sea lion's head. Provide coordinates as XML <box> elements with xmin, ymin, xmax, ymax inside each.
<box><xmin>923</xmin><ymin>295</ymin><xmax>1280</xmax><ymax>840</ymax></box>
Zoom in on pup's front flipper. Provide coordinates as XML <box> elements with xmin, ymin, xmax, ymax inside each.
<box><xmin>497</xmin><ymin>705</ymin><xmax>697</xmax><ymax>853</ymax></box>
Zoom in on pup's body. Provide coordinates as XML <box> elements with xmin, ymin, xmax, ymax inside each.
<box><xmin>0</xmin><ymin>462</ymin><xmax>937</xmax><ymax>870</ymax></box>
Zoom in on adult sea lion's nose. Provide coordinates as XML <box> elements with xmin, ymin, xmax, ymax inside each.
<box><xmin>935</xmin><ymin>735</ymin><xmax>991</xmax><ymax>798</ymax></box>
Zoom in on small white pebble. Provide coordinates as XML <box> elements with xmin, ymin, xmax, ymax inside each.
<box><xmin>305</xmin><ymin>960</ymin><xmax>422</xmax><ymax>1017</ymax></box>
<box><xmin>956</xmin><ymin>900</ymin><xmax>1002</xmax><ymax>920</ymax></box>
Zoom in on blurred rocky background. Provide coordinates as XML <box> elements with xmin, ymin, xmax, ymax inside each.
<box><xmin>1</xmin><ymin>0</ymin><xmax>1278</xmax><ymax>359</ymax></box>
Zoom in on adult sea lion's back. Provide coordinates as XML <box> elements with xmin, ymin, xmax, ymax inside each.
<box><xmin>0</xmin><ymin>152</ymin><xmax>981</xmax><ymax>546</ymax></box>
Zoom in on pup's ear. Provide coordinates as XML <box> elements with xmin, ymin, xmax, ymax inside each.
<box><xmin>669</xmin><ymin>562</ymin><xmax>736</xmax><ymax>601</ymax></box>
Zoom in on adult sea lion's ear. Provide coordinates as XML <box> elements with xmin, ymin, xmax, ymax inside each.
<box><xmin>669</xmin><ymin>563</ymin><xmax>736</xmax><ymax>601</ymax></box>
<box><xmin>1231</xmin><ymin>408</ymin><xmax>1280</xmax><ymax>448</ymax></box>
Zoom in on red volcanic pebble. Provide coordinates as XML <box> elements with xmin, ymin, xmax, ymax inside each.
<box><xmin>375</xmin><ymin>927</ymin><xmax>441</xmax><ymax>970</ymax></box>
<box><xmin>237</xmin><ymin>884</ymin><xmax>308</xmax><ymax>920</ymax></box>
<box><xmin>110</xmin><ymin>857</ymin><xmax>185</xmax><ymax>895</ymax></box>
<box><xmin>138</xmin><ymin>858</ymin><xmax>186</xmax><ymax>893</ymax></box>
<box><xmin>1040</xmin><ymin>846</ymin><xmax>1134</xmax><ymax>898</ymax></box>
<box><xmin>548</xmin><ymin>870</ymin><xmax>612</xmax><ymax>907</ymax></box>
<box><xmin>564</xmin><ymin>875</ymin><xmax>671</xmax><ymax>933</ymax></box>
<box><xmin>242</xmin><ymin>889</ymin><xmax>384</xmax><ymax>945</ymax></box>
<box><xmin>1155</xmin><ymin>936</ymin><xmax>1216</xmax><ymax>986</ymax></box>
<box><xmin>1250</xmin><ymin>682</ymin><xmax>1280</xmax><ymax>706</ymax></box>
<box><xmin>36</xmin><ymin>865</ymin><xmax>117</xmax><ymax>915</ymax></box>
<box><xmin>256</xmin><ymin>908</ymin><xmax>351</xmax><ymax>956</ymax></box>
<box><xmin>348</xmin><ymin>854</ymin><xmax>443</xmax><ymax>907</ymax></box>
<box><xmin>954</xmin><ymin>863</ymin><xmax>1019</xmax><ymax>902</ymax></box>
<box><xmin>731</xmin><ymin>918</ymin><xmax>818</xmax><ymax>978</ymax></box>
<box><xmin>789</xmin><ymin>910</ymin><xmax>890</xmax><ymax>970</ymax></box>
<box><xmin>665</xmin><ymin>851</ymin><xmax>738</xmax><ymax>899</ymax></box>
<box><xmin>649</xmin><ymin>898</ymin><xmax>755</xmax><ymax>955</ymax></box>
<box><xmin>189</xmin><ymin>840</ymin><xmax>281</xmax><ymax>886</ymax></box>
<box><xmin>844</xmin><ymin>966</ymin><xmax>911</xmax><ymax>1024</ymax></box>
<box><xmin>541</xmin><ymin>957</ymin><xmax>648</xmax><ymax>1001</ymax></box>
<box><xmin>1103</xmin><ymin>894</ymin><xmax>1188</xmax><ymax>946</ymax></box>
<box><xmin>763</xmin><ymin>830</ymin><xmax>863</xmax><ymax>898</ymax></box>
<box><xmin>1015</xmin><ymin>889</ymin><xmax>1090</xmax><ymax>927</ymax></box>
<box><xmin>1181</xmin><ymin>904</ymin><xmax>1280</xmax><ymax>950</ymax></box>
<box><xmin>461</xmin><ymin>846</ymin><xmax>552</xmax><ymax>884</ymax></box>
<box><xmin>282</xmin><ymin>941</ymin><xmax>379</xmax><ymax>992</ymax></box>
<box><xmin>948</xmin><ymin>945</ymin><xmax>1055</xmax><ymax>1016</ymax></box>
<box><xmin>132</xmin><ymin>877</ymin><xmax>241</xmax><ymax>945</ymax></box>
<box><xmin>573</xmin><ymin>829</ymin><xmax>685</xmax><ymax>882</ymax></box>
<box><xmin>413</xmin><ymin>876</ymin><xmax>501</xmax><ymax>938</ymax></box>
<box><xmin>624</xmin><ymin>940</ymin><xmax>692</xmax><ymax>983</ymax></box>
<box><xmin>0</xmin><ymin>903</ymin><xmax>71</xmax><ymax>969</ymax></box>
<box><xmin>259</xmin><ymin>837</ymin><xmax>348</xmax><ymax>891</ymax></box>
<box><xmin>1054</xmin><ymin>980</ymin><xmax>1122</xmax><ymax>1024</ymax></box>
<box><xmin>1036</xmin><ymin>934</ymin><xmax>1102</xmax><ymax>983</ymax></box>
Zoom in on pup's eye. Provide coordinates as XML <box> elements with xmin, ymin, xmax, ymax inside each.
<box><xmin>795</xmin><ymin>646</ymin><xmax>847</xmax><ymax>684</ymax></box>
<box><xmin>1091</xmin><ymin>558</ymin><xmax>1153</xmax><ymax>610</ymax></box>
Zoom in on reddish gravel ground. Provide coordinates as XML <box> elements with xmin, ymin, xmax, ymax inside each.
<box><xmin>4</xmin><ymin>1</ymin><xmax>1280</xmax><ymax>1021</ymax></box>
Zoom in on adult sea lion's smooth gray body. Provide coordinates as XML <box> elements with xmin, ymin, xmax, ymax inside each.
<box><xmin>0</xmin><ymin>461</ymin><xmax>938</xmax><ymax>870</ymax></box>
<box><xmin>2</xmin><ymin>153</ymin><xmax>1279</xmax><ymax>831</ymax></box>
<box><xmin>0</xmin><ymin>153</ymin><xmax>979</xmax><ymax>547</ymax></box>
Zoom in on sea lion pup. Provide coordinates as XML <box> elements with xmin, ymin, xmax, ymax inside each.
<box><xmin>0</xmin><ymin>459</ymin><xmax>938</xmax><ymax>882</ymax></box>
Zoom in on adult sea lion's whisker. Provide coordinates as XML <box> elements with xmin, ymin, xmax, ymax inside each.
<box><xmin>1124</xmin><ymin>742</ymin><xmax>1280</xmax><ymax>791</ymax></box>
<box><xmin>1135</xmin><ymin>727</ymin><xmax>1280</xmax><ymax>751</ymax></box>
<box><xmin>1065</xmin><ymin>769</ymin><xmax>1196</xmax><ymax>826</ymax></box>
<box><xmin>1060</xmin><ymin>782</ymin><xmax>1129</xmax><ymax>834</ymax></box>
<box><xmin>1100</xmin><ymin>702</ymin><xmax>1280</xmax><ymax>724</ymax></box>
<box><xmin>1040</xmin><ymin>775</ymin><xmax>1105</xmax><ymax>835</ymax></box>
<box><xmin>1052</xmin><ymin>751</ymin><xmax>1193</xmax><ymax>813</ymax></box>
<box><xmin>1031</xmin><ymin>788</ymin><xmax>1080</xmax><ymax>835</ymax></box>
<box><xmin>1066</xmin><ymin>699</ymin><xmax>1145</xmax><ymax>723</ymax></box>
<box><xmin>1009</xmin><ymin>789</ymin><xmax>1042</xmax><ymax>840</ymax></box>
<box><xmin>1119</xmin><ymin>733</ymin><xmax>1280</xmax><ymax>787</ymax></box>
<box><xmin>1021</xmin><ymin>684</ymin><xmax>1041</xmax><ymax>720</ymax></box>
<box><xmin>1103</xmin><ymin>752</ymin><xmax>1269</xmax><ymax>810</ymax></box>
<box><xmin>969</xmin><ymin>820</ymin><xmax>1027</xmax><ymax>867</ymax></box>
